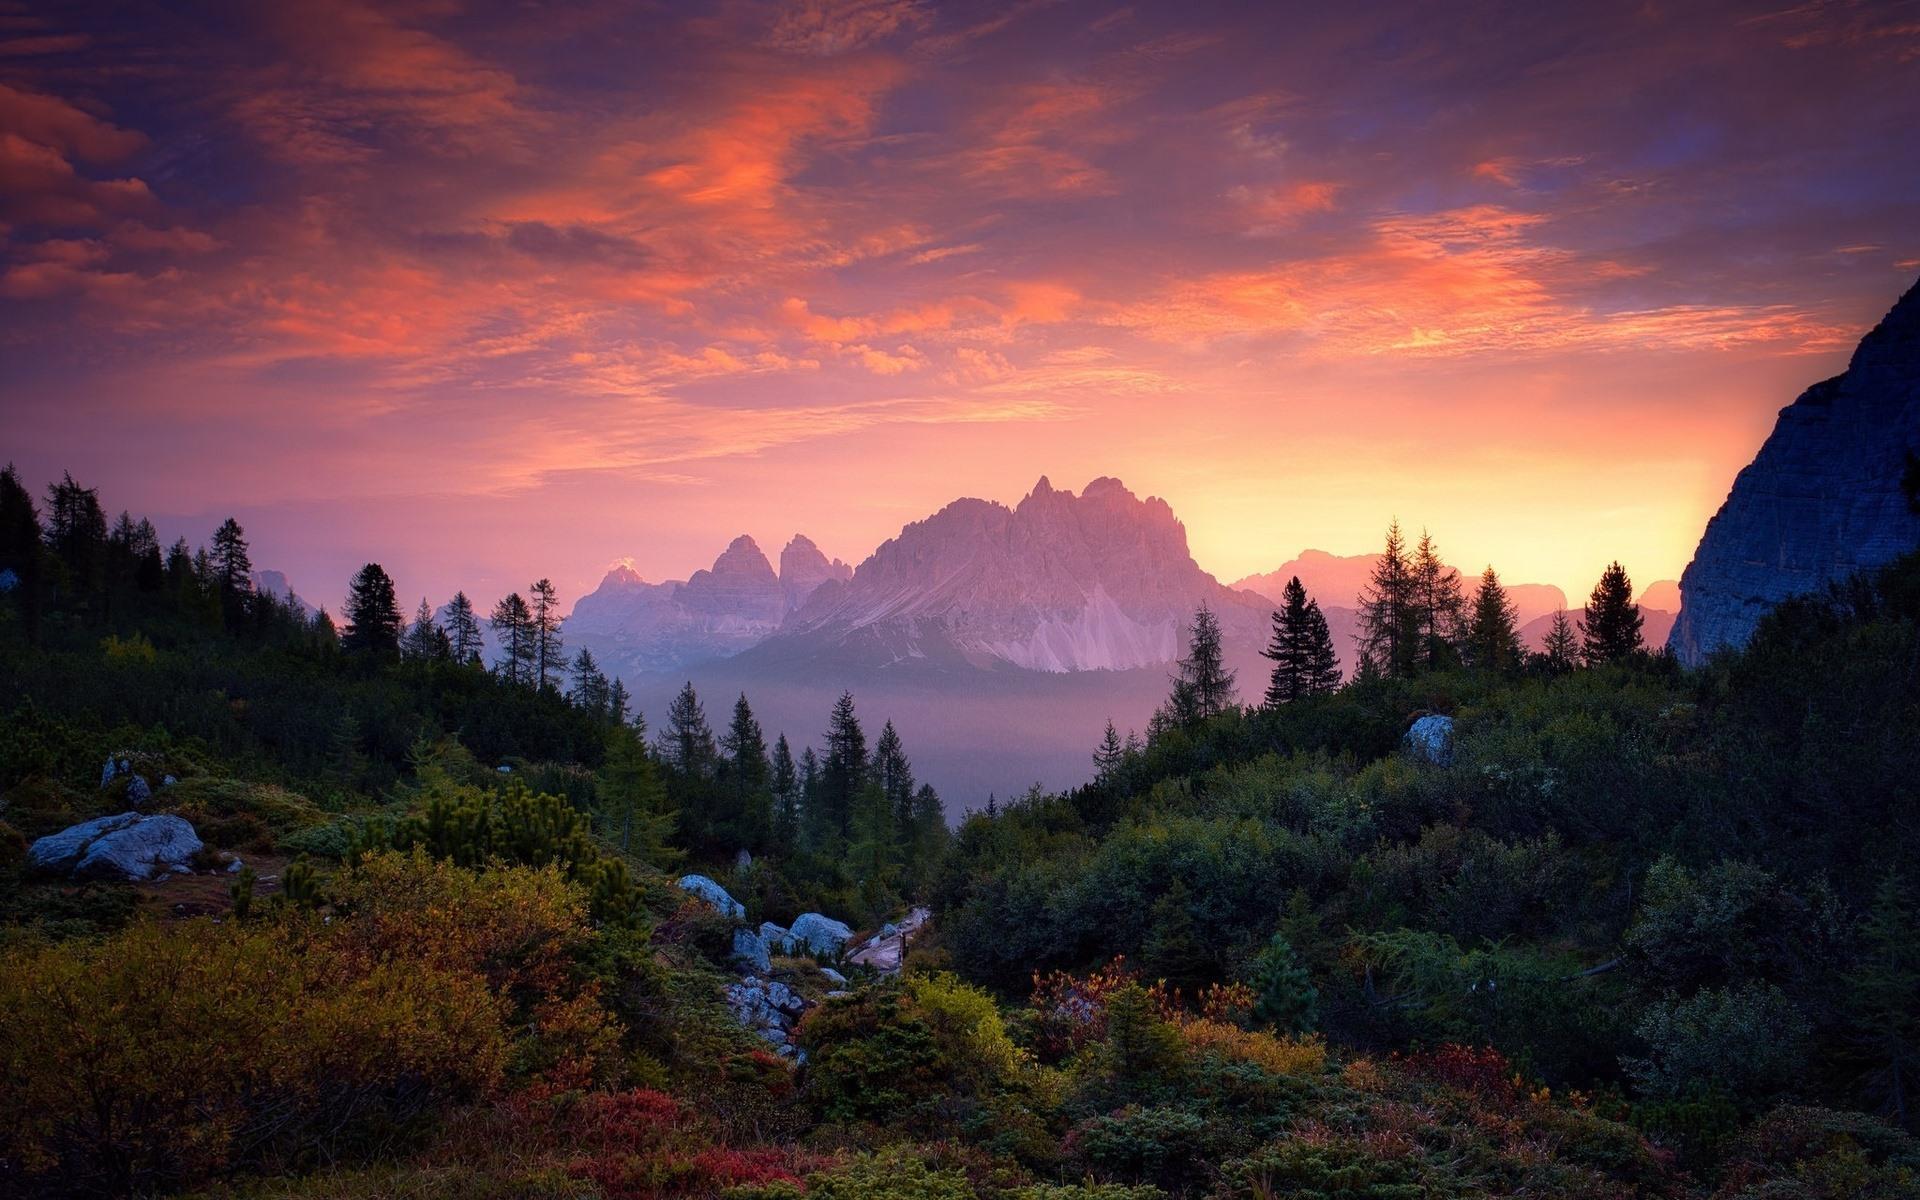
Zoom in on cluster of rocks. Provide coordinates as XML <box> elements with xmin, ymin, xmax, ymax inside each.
<box><xmin>99</xmin><ymin>754</ymin><xmax>175</xmax><ymax>806</ymax></box>
<box><xmin>28</xmin><ymin>812</ymin><xmax>203</xmax><ymax>881</ymax></box>
<box><xmin>676</xmin><ymin>874</ymin><xmax>858</xmax><ymax>1058</ymax></box>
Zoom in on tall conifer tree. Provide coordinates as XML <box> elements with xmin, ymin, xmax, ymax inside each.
<box><xmin>341</xmin><ymin>563</ymin><xmax>402</xmax><ymax>658</ymax></box>
<box><xmin>1464</xmin><ymin>566</ymin><xmax>1523</xmax><ymax>674</ymax></box>
<box><xmin>1580</xmin><ymin>561</ymin><xmax>1645</xmax><ymax>665</ymax></box>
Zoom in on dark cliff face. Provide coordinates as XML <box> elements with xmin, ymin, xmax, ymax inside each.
<box><xmin>1671</xmin><ymin>277</ymin><xmax>1920</xmax><ymax>664</ymax></box>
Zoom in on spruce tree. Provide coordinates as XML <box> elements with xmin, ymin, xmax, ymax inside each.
<box><xmin>1264</xmin><ymin>576</ymin><xmax>1342</xmax><ymax>705</ymax></box>
<box><xmin>1093</xmin><ymin>719</ymin><xmax>1125</xmax><ymax>780</ymax></box>
<box><xmin>43</xmin><ymin>473</ymin><xmax>108</xmax><ymax>606</ymax></box>
<box><xmin>444</xmin><ymin>591</ymin><xmax>484</xmax><ymax>664</ymax></box>
<box><xmin>1248</xmin><ymin>932</ymin><xmax>1319</xmax><ymax>1034</ymax></box>
<box><xmin>799</xmin><ymin>746</ymin><xmax>823</xmax><ymax>850</ymax></box>
<box><xmin>1357</xmin><ymin>520</ymin><xmax>1418</xmax><ymax>678</ymax></box>
<box><xmin>873</xmin><ymin>720</ymin><xmax>915</xmax><ymax>838</ymax></box>
<box><xmin>1464</xmin><ymin>566</ymin><xmax>1523</xmax><ymax>674</ymax></box>
<box><xmin>1144</xmin><ymin>878</ymin><xmax>1210</xmax><ymax>993</ymax></box>
<box><xmin>528</xmin><ymin>578</ymin><xmax>564</xmax><ymax>690</ymax></box>
<box><xmin>1300</xmin><ymin>598</ymin><xmax>1341</xmax><ymax>695</ymax></box>
<box><xmin>209</xmin><ymin>517</ymin><xmax>253</xmax><ymax>625</ymax></box>
<box><xmin>907</xmin><ymin>783</ymin><xmax>946</xmax><ymax>882</ymax></box>
<box><xmin>1580</xmin><ymin>561</ymin><xmax>1645</xmax><ymax>665</ymax></box>
<box><xmin>570</xmin><ymin>648</ymin><xmax>610</xmax><ymax>716</ymax></box>
<box><xmin>1541</xmin><ymin>609</ymin><xmax>1579</xmax><ymax>673</ymax></box>
<box><xmin>722</xmin><ymin>694</ymin><xmax>772</xmax><ymax>849</ymax></box>
<box><xmin>1409</xmin><ymin>531</ymin><xmax>1465</xmax><ymax>671</ymax></box>
<box><xmin>489</xmin><ymin>592</ymin><xmax>534</xmax><ymax>684</ymax></box>
<box><xmin>341</xmin><ymin>563</ymin><xmax>403</xmax><ymax>658</ymax></box>
<box><xmin>607</xmin><ymin>677</ymin><xmax>631</xmax><ymax>726</ymax></box>
<box><xmin>821</xmin><ymin>692</ymin><xmax>867</xmax><ymax>845</ymax></box>
<box><xmin>404</xmin><ymin>597</ymin><xmax>443</xmax><ymax>660</ymax></box>
<box><xmin>770</xmin><ymin>734</ymin><xmax>801</xmax><ymax>848</ymax></box>
<box><xmin>599</xmin><ymin>724</ymin><xmax>676</xmax><ymax>864</ymax></box>
<box><xmin>662</xmin><ymin>681</ymin><xmax>716</xmax><ymax>777</ymax></box>
<box><xmin>1168</xmin><ymin>603</ymin><xmax>1237</xmax><ymax>725</ymax></box>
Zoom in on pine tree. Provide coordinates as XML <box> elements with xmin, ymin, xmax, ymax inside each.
<box><xmin>907</xmin><ymin>783</ymin><xmax>946</xmax><ymax>882</ymax></box>
<box><xmin>1580</xmin><ymin>561</ymin><xmax>1645</xmax><ymax>665</ymax></box>
<box><xmin>570</xmin><ymin>648</ymin><xmax>610</xmax><ymax>717</ymax></box>
<box><xmin>1541</xmin><ymin>609</ymin><xmax>1579</xmax><ymax>673</ymax></box>
<box><xmin>1464</xmin><ymin>566</ymin><xmax>1523</xmax><ymax>674</ymax></box>
<box><xmin>607</xmin><ymin>677</ymin><xmax>631</xmax><ymax>726</ymax></box>
<box><xmin>444</xmin><ymin>591</ymin><xmax>484</xmax><ymax>664</ymax></box>
<box><xmin>488</xmin><ymin>592</ymin><xmax>534</xmax><ymax>684</ymax></box>
<box><xmin>1093</xmin><ymin>719</ymin><xmax>1125</xmax><ymax>780</ymax></box>
<box><xmin>528</xmin><ymin>578</ymin><xmax>564</xmax><ymax>690</ymax></box>
<box><xmin>1168</xmin><ymin>603</ymin><xmax>1237</xmax><ymax>725</ymax></box>
<box><xmin>721</xmin><ymin>694</ymin><xmax>772</xmax><ymax>849</ymax></box>
<box><xmin>1846</xmin><ymin>871</ymin><xmax>1920</xmax><ymax>1127</ymax></box>
<box><xmin>820</xmin><ymin>691</ymin><xmax>868</xmax><ymax>844</ymax></box>
<box><xmin>43</xmin><ymin>472</ymin><xmax>108</xmax><ymax>603</ymax></box>
<box><xmin>599</xmin><ymin>724</ymin><xmax>677</xmax><ymax>865</ymax></box>
<box><xmin>1300</xmin><ymin>598</ymin><xmax>1341</xmax><ymax>695</ymax></box>
<box><xmin>209</xmin><ymin>517</ymin><xmax>253</xmax><ymax>624</ymax></box>
<box><xmin>1357</xmin><ymin>520</ymin><xmax>1418</xmax><ymax>678</ymax></box>
<box><xmin>770</xmin><ymin>734</ymin><xmax>801</xmax><ymax>848</ymax></box>
<box><xmin>1144</xmin><ymin>878</ymin><xmax>1211</xmax><ymax>992</ymax></box>
<box><xmin>404</xmin><ymin>597</ymin><xmax>443</xmax><ymax>660</ymax></box>
<box><xmin>662</xmin><ymin>681</ymin><xmax>716</xmax><ymax>777</ymax></box>
<box><xmin>873</xmin><ymin>720</ymin><xmax>915</xmax><ymax>838</ymax></box>
<box><xmin>1409</xmin><ymin>530</ymin><xmax>1465</xmax><ymax>672</ymax></box>
<box><xmin>798</xmin><ymin>746</ymin><xmax>822</xmax><ymax>849</ymax></box>
<box><xmin>1248</xmin><ymin>932</ymin><xmax>1319</xmax><ymax>1034</ymax></box>
<box><xmin>848</xmin><ymin>778</ymin><xmax>900</xmax><ymax>922</ymax></box>
<box><xmin>1263</xmin><ymin>576</ymin><xmax>1341</xmax><ymax>705</ymax></box>
<box><xmin>341</xmin><ymin>563</ymin><xmax>403</xmax><ymax>658</ymax></box>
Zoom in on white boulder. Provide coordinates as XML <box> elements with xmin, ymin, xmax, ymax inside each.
<box><xmin>1404</xmin><ymin>714</ymin><xmax>1457</xmax><ymax>767</ymax></box>
<box><xmin>785</xmin><ymin>912</ymin><xmax>854</xmax><ymax>957</ymax></box>
<box><xmin>676</xmin><ymin>873</ymin><xmax>745</xmax><ymax>918</ymax></box>
<box><xmin>30</xmin><ymin>812</ymin><xmax>203</xmax><ymax>881</ymax></box>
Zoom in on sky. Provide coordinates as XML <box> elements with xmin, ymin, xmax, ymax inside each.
<box><xmin>3</xmin><ymin>0</ymin><xmax>1918</xmax><ymax>614</ymax></box>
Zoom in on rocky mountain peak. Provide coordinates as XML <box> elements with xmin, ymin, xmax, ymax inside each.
<box><xmin>1671</xmin><ymin>274</ymin><xmax>1920</xmax><ymax>663</ymax></box>
<box><xmin>779</xmin><ymin>534</ymin><xmax>852</xmax><ymax>614</ymax></box>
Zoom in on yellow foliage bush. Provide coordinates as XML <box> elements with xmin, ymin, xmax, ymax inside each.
<box><xmin>0</xmin><ymin>852</ymin><xmax>621</xmax><ymax>1196</ymax></box>
<box><xmin>905</xmin><ymin>970</ymin><xmax>1026</xmax><ymax>1091</ymax></box>
<box><xmin>1173</xmin><ymin>1016</ymin><xmax>1327</xmax><ymax>1077</ymax></box>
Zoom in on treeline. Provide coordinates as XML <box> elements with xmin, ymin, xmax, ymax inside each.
<box><xmin>0</xmin><ymin>468</ymin><xmax>946</xmax><ymax>918</ymax></box>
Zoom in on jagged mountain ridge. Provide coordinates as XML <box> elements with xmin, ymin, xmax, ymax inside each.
<box><xmin>750</xmin><ymin>476</ymin><xmax>1278</xmax><ymax>674</ymax></box>
<box><xmin>566</xmin><ymin>535</ymin><xmax>848</xmax><ymax>676</ymax></box>
<box><xmin>1671</xmin><ymin>275</ymin><xmax>1920</xmax><ymax>664</ymax></box>
<box><xmin>1234</xmin><ymin>550</ymin><xmax>1574</xmax><ymax>630</ymax></box>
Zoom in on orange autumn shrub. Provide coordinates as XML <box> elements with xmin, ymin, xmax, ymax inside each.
<box><xmin>1173</xmin><ymin>1016</ymin><xmax>1327</xmax><ymax>1077</ymax></box>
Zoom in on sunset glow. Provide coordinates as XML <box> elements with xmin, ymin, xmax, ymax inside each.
<box><xmin>4</xmin><ymin>0</ymin><xmax>1918</xmax><ymax>608</ymax></box>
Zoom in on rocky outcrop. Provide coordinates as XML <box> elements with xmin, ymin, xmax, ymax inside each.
<box><xmin>1671</xmin><ymin>277</ymin><xmax>1920</xmax><ymax>664</ymax></box>
<box><xmin>29</xmin><ymin>812</ymin><xmax>203</xmax><ymax>881</ymax></box>
<box><xmin>848</xmin><ymin>906</ymin><xmax>930</xmax><ymax>973</ymax></box>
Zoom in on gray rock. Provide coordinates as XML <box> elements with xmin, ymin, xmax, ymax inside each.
<box><xmin>29</xmin><ymin>812</ymin><xmax>144</xmax><ymax>874</ymax></box>
<box><xmin>74</xmin><ymin>815</ymin><xmax>203</xmax><ymax>881</ymax></box>
<box><xmin>125</xmin><ymin>775</ymin><xmax>152</xmax><ymax>806</ymax></box>
<box><xmin>162</xmin><ymin>774</ymin><xmax>177</xmax><ymax>787</ymax></box>
<box><xmin>100</xmin><ymin>757</ymin><xmax>119</xmax><ymax>789</ymax></box>
<box><xmin>676</xmin><ymin>873</ymin><xmax>745</xmax><ymax>918</ymax></box>
<box><xmin>226</xmin><ymin>856</ymin><xmax>246</xmax><ymax>874</ymax></box>
<box><xmin>820</xmin><ymin>967</ymin><xmax>848</xmax><ymax>986</ymax></box>
<box><xmin>786</xmin><ymin>912</ymin><xmax>853</xmax><ymax>957</ymax></box>
<box><xmin>733</xmin><ymin>927</ymin><xmax>772</xmax><ymax>973</ymax></box>
<box><xmin>1672</xmin><ymin>276</ymin><xmax>1920</xmax><ymax>663</ymax></box>
<box><xmin>757</xmin><ymin>1027</ymin><xmax>789</xmax><ymax>1046</ymax></box>
<box><xmin>767</xmin><ymin>981</ymin><xmax>804</xmax><ymax>1014</ymax></box>
<box><xmin>1404</xmin><ymin>715</ymin><xmax>1456</xmax><ymax>767</ymax></box>
<box><xmin>31</xmin><ymin>812</ymin><xmax>204</xmax><ymax>881</ymax></box>
<box><xmin>759</xmin><ymin>920</ymin><xmax>791</xmax><ymax>947</ymax></box>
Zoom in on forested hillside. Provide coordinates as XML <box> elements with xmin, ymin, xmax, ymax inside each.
<box><xmin>2</xmin><ymin>467</ymin><xmax>1916</xmax><ymax>1199</ymax></box>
